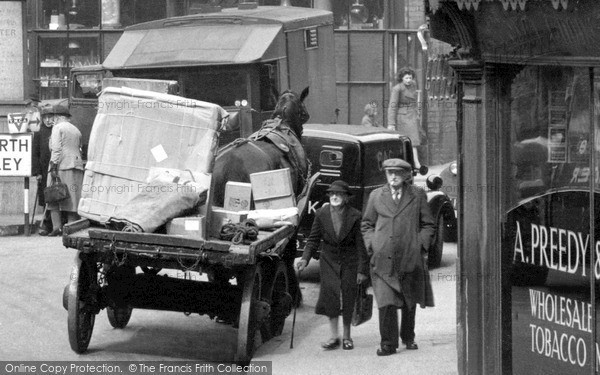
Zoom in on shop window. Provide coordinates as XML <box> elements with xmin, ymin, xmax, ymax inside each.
<box><xmin>37</xmin><ymin>35</ymin><xmax>69</xmax><ymax>99</ymax></box>
<box><xmin>508</xmin><ymin>67</ymin><xmax>592</xmax><ymax>205</ymax></box>
<box><xmin>333</xmin><ymin>0</ymin><xmax>383</xmax><ymax>29</ymax></box>
<box><xmin>67</xmin><ymin>35</ymin><xmax>101</xmax><ymax>67</ymax></box>
<box><xmin>502</xmin><ymin>66</ymin><xmax>596</xmax><ymax>374</ymax></box>
<box><xmin>39</xmin><ymin>0</ymin><xmax>100</xmax><ymax>29</ymax></box>
<box><xmin>120</xmin><ymin>0</ymin><xmax>167</xmax><ymax>27</ymax></box>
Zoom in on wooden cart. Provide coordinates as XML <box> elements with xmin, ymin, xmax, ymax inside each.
<box><xmin>61</xmin><ymin>218</ymin><xmax>297</xmax><ymax>362</ymax></box>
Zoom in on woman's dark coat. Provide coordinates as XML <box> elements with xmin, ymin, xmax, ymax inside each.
<box><xmin>32</xmin><ymin>124</ymin><xmax>52</xmax><ymax>206</ymax></box>
<box><xmin>301</xmin><ymin>204</ymin><xmax>369</xmax><ymax>320</ymax></box>
<box><xmin>361</xmin><ymin>183</ymin><xmax>435</xmax><ymax>308</ymax></box>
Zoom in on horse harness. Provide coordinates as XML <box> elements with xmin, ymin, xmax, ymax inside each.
<box><xmin>226</xmin><ymin>118</ymin><xmax>309</xmax><ymax>183</ymax></box>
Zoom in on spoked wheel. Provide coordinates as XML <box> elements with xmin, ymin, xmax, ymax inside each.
<box><xmin>235</xmin><ymin>264</ymin><xmax>270</xmax><ymax>362</ymax></box>
<box><xmin>428</xmin><ymin>214</ymin><xmax>444</xmax><ymax>269</ymax></box>
<box><xmin>106</xmin><ymin>265</ymin><xmax>135</xmax><ymax>329</ymax></box>
<box><xmin>260</xmin><ymin>260</ymin><xmax>291</xmax><ymax>340</ymax></box>
<box><xmin>67</xmin><ymin>254</ymin><xmax>97</xmax><ymax>353</ymax></box>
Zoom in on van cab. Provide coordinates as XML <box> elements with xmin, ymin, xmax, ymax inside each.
<box><xmin>299</xmin><ymin>124</ymin><xmax>456</xmax><ymax>268</ymax></box>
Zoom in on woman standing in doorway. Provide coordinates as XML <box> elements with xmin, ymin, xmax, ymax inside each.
<box><xmin>388</xmin><ymin>67</ymin><xmax>423</xmax><ymax>168</ymax></box>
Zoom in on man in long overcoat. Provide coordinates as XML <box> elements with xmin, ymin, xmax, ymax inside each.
<box><xmin>361</xmin><ymin>158</ymin><xmax>435</xmax><ymax>356</ymax></box>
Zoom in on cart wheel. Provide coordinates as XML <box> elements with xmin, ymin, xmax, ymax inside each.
<box><xmin>235</xmin><ymin>264</ymin><xmax>270</xmax><ymax>362</ymax></box>
<box><xmin>106</xmin><ymin>265</ymin><xmax>135</xmax><ymax>329</ymax></box>
<box><xmin>107</xmin><ymin>306</ymin><xmax>133</xmax><ymax>329</ymax></box>
<box><xmin>62</xmin><ymin>284</ymin><xmax>69</xmax><ymax>311</ymax></box>
<box><xmin>67</xmin><ymin>254</ymin><xmax>96</xmax><ymax>353</ymax></box>
<box><xmin>261</xmin><ymin>260</ymin><xmax>291</xmax><ymax>340</ymax></box>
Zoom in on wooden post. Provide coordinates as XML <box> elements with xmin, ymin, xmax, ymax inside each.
<box><xmin>24</xmin><ymin>176</ymin><xmax>30</xmax><ymax>236</ymax></box>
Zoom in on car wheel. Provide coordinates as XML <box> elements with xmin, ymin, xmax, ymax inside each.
<box><xmin>443</xmin><ymin>211</ymin><xmax>457</xmax><ymax>243</ymax></box>
<box><xmin>428</xmin><ymin>214</ymin><xmax>444</xmax><ymax>269</ymax></box>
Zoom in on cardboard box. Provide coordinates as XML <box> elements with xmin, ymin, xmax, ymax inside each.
<box><xmin>208</xmin><ymin>208</ymin><xmax>249</xmax><ymax>238</ymax></box>
<box><xmin>166</xmin><ymin>216</ymin><xmax>206</xmax><ymax>239</ymax></box>
<box><xmin>254</xmin><ymin>196</ymin><xmax>296</xmax><ymax>210</ymax></box>
<box><xmin>224</xmin><ymin>182</ymin><xmax>252</xmax><ymax>211</ymax></box>
<box><xmin>78</xmin><ymin>87</ymin><xmax>227</xmax><ymax>223</ymax></box>
<box><xmin>250</xmin><ymin>168</ymin><xmax>296</xmax><ymax>209</ymax></box>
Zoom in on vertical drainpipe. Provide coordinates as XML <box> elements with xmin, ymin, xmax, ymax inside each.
<box><xmin>417</xmin><ymin>24</ymin><xmax>429</xmax><ymax>164</ymax></box>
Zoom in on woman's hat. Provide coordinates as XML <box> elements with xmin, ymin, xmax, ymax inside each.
<box><xmin>326</xmin><ymin>180</ymin><xmax>352</xmax><ymax>195</ymax></box>
<box><xmin>40</xmin><ymin>98</ymin><xmax>70</xmax><ymax>116</ymax></box>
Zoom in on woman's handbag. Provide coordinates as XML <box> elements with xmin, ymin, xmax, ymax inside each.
<box><xmin>44</xmin><ymin>176</ymin><xmax>70</xmax><ymax>203</ymax></box>
<box><xmin>352</xmin><ymin>283</ymin><xmax>373</xmax><ymax>326</ymax></box>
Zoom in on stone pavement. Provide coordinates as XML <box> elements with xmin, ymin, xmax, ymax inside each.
<box><xmin>253</xmin><ymin>254</ymin><xmax>459</xmax><ymax>375</ymax></box>
<box><xmin>0</xmin><ymin>213</ymin><xmax>41</xmax><ymax>236</ymax></box>
<box><xmin>0</xmin><ymin>163</ymin><xmax>459</xmax><ymax>374</ymax></box>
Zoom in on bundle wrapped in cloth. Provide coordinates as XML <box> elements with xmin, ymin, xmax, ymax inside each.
<box><xmin>247</xmin><ymin>207</ymin><xmax>299</xmax><ymax>229</ymax></box>
<box><xmin>108</xmin><ymin>169</ymin><xmax>209</xmax><ymax>233</ymax></box>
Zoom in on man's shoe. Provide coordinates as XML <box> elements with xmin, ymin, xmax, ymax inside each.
<box><xmin>38</xmin><ymin>229</ymin><xmax>49</xmax><ymax>236</ymax></box>
<box><xmin>376</xmin><ymin>345</ymin><xmax>396</xmax><ymax>356</ymax></box>
<box><xmin>403</xmin><ymin>341</ymin><xmax>419</xmax><ymax>350</ymax></box>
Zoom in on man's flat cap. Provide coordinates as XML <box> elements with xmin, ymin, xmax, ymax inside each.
<box><xmin>382</xmin><ymin>158</ymin><xmax>411</xmax><ymax>170</ymax></box>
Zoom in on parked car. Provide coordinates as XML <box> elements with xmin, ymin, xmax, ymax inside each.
<box><xmin>439</xmin><ymin>160</ymin><xmax>458</xmax><ymax>208</ymax></box>
<box><xmin>437</xmin><ymin>160</ymin><xmax>458</xmax><ymax>243</ymax></box>
<box><xmin>298</xmin><ymin>124</ymin><xmax>457</xmax><ymax>268</ymax></box>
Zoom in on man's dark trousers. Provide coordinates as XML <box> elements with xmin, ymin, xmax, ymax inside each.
<box><xmin>378</xmin><ymin>304</ymin><xmax>416</xmax><ymax>348</ymax></box>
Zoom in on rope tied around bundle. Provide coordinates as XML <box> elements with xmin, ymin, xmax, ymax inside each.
<box><xmin>220</xmin><ymin>219</ymin><xmax>259</xmax><ymax>244</ymax></box>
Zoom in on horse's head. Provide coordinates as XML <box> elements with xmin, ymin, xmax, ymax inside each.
<box><xmin>272</xmin><ymin>87</ymin><xmax>310</xmax><ymax>138</ymax></box>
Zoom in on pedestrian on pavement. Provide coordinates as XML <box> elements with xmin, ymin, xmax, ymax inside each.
<box><xmin>361</xmin><ymin>102</ymin><xmax>380</xmax><ymax>127</ymax></box>
<box><xmin>30</xmin><ymin>96</ymin><xmax>54</xmax><ymax>235</ymax></box>
<box><xmin>361</xmin><ymin>158</ymin><xmax>435</xmax><ymax>356</ymax></box>
<box><xmin>296</xmin><ymin>180</ymin><xmax>370</xmax><ymax>351</ymax></box>
<box><xmin>41</xmin><ymin>99</ymin><xmax>84</xmax><ymax>236</ymax></box>
<box><xmin>387</xmin><ymin>68</ymin><xmax>423</xmax><ymax>168</ymax></box>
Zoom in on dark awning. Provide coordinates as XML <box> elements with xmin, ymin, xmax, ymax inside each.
<box><xmin>103</xmin><ymin>24</ymin><xmax>284</xmax><ymax>69</ymax></box>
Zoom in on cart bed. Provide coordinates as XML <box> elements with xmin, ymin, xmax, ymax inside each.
<box><xmin>63</xmin><ymin>219</ymin><xmax>295</xmax><ymax>267</ymax></box>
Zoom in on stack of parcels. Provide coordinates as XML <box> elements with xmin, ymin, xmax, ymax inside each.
<box><xmin>209</xmin><ymin>168</ymin><xmax>299</xmax><ymax>236</ymax></box>
<box><xmin>78</xmin><ymin>86</ymin><xmax>227</xmax><ymax>236</ymax></box>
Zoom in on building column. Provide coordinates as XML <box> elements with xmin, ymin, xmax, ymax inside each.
<box><xmin>449</xmin><ymin>58</ymin><xmax>503</xmax><ymax>375</ymax></box>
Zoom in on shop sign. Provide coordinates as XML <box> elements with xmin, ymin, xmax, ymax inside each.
<box><xmin>7</xmin><ymin>112</ymin><xmax>28</xmax><ymax>133</ymax></box>
<box><xmin>0</xmin><ymin>2</ymin><xmax>23</xmax><ymax>101</ymax></box>
<box><xmin>506</xmin><ymin>191</ymin><xmax>600</xmax><ymax>373</ymax></box>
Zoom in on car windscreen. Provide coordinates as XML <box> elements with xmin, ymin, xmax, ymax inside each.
<box><xmin>362</xmin><ymin>140</ymin><xmax>406</xmax><ymax>187</ymax></box>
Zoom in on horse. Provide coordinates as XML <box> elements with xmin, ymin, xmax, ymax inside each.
<box><xmin>212</xmin><ymin>87</ymin><xmax>310</xmax><ymax>208</ymax></box>
<box><xmin>211</xmin><ymin>87</ymin><xmax>310</xmax><ymax>305</ymax></box>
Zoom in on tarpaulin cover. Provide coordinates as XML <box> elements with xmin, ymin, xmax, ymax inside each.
<box><xmin>78</xmin><ymin>86</ymin><xmax>227</xmax><ymax>224</ymax></box>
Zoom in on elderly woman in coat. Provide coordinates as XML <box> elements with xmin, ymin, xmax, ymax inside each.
<box><xmin>361</xmin><ymin>158</ymin><xmax>435</xmax><ymax>356</ymax></box>
<box><xmin>297</xmin><ymin>180</ymin><xmax>369</xmax><ymax>351</ymax></box>
<box><xmin>41</xmin><ymin>99</ymin><xmax>84</xmax><ymax>236</ymax></box>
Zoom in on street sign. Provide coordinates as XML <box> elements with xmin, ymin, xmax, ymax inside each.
<box><xmin>7</xmin><ymin>112</ymin><xmax>29</xmax><ymax>133</ymax></box>
<box><xmin>24</xmin><ymin>109</ymin><xmax>41</xmax><ymax>132</ymax></box>
<box><xmin>0</xmin><ymin>133</ymin><xmax>32</xmax><ymax>176</ymax></box>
